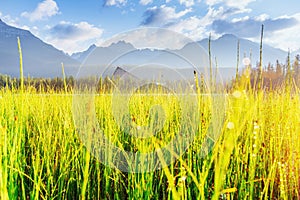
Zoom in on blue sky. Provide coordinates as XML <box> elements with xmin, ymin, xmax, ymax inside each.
<box><xmin>0</xmin><ymin>0</ymin><xmax>299</xmax><ymax>54</ymax></box>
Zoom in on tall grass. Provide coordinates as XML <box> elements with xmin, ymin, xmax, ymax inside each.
<box><xmin>0</xmin><ymin>73</ymin><xmax>299</xmax><ymax>199</ymax></box>
<box><xmin>0</xmin><ymin>37</ymin><xmax>299</xmax><ymax>199</ymax></box>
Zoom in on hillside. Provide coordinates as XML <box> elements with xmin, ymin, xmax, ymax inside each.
<box><xmin>0</xmin><ymin>19</ymin><xmax>79</xmax><ymax>77</ymax></box>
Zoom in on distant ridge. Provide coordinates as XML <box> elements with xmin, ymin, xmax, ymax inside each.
<box><xmin>71</xmin><ymin>44</ymin><xmax>97</xmax><ymax>62</ymax></box>
<box><xmin>0</xmin><ymin>20</ymin><xmax>295</xmax><ymax>78</ymax></box>
<box><xmin>197</xmin><ymin>34</ymin><xmax>288</xmax><ymax>68</ymax></box>
<box><xmin>0</xmin><ymin>19</ymin><xmax>79</xmax><ymax>77</ymax></box>
<box><xmin>74</xmin><ymin>34</ymin><xmax>290</xmax><ymax>69</ymax></box>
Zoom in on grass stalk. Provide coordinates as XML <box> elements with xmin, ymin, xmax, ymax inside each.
<box><xmin>61</xmin><ymin>63</ymin><xmax>68</xmax><ymax>93</ymax></box>
<box><xmin>258</xmin><ymin>24</ymin><xmax>264</xmax><ymax>90</ymax></box>
<box><xmin>17</xmin><ymin>37</ymin><xmax>24</xmax><ymax>93</ymax></box>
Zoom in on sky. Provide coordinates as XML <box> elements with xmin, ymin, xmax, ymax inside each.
<box><xmin>0</xmin><ymin>0</ymin><xmax>299</xmax><ymax>54</ymax></box>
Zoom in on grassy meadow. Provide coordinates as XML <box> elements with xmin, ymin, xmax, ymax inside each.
<box><xmin>0</xmin><ymin>39</ymin><xmax>300</xmax><ymax>199</ymax></box>
<box><xmin>0</xmin><ymin>74</ymin><xmax>299</xmax><ymax>200</ymax></box>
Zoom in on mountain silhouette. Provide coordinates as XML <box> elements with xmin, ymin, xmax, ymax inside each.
<box><xmin>0</xmin><ymin>19</ymin><xmax>293</xmax><ymax>80</ymax></box>
<box><xmin>0</xmin><ymin>19</ymin><xmax>79</xmax><ymax>77</ymax></box>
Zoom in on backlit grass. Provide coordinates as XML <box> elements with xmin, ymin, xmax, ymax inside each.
<box><xmin>0</xmin><ymin>79</ymin><xmax>299</xmax><ymax>199</ymax></box>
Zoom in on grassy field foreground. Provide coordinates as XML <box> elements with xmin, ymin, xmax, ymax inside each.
<box><xmin>0</xmin><ymin>82</ymin><xmax>299</xmax><ymax>199</ymax></box>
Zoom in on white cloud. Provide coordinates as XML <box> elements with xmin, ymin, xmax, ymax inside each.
<box><xmin>21</xmin><ymin>0</ymin><xmax>59</xmax><ymax>22</ymax></box>
<box><xmin>212</xmin><ymin>14</ymin><xmax>298</xmax><ymax>38</ymax></box>
<box><xmin>168</xmin><ymin>16</ymin><xmax>208</xmax><ymax>40</ymax></box>
<box><xmin>98</xmin><ymin>28</ymin><xmax>190</xmax><ymax>49</ymax></box>
<box><xmin>205</xmin><ymin>0</ymin><xmax>255</xmax><ymax>9</ymax></box>
<box><xmin>1</xmin><ymin>14</ymin><xmax>17</xmax><ymax>26</ymax></box>
<box><xmin>104</xmin><ymin>0</ymin><xmax>127</xmax><ymax>6</ymax></box>
<box><xmin>166</xmin><ymin>6</ymin><xmax>248</xmax><ymax>41</ymax></box>
<box><xmin>142</xmin><ymin>5</ymin><xmax>192</xmax><ymax>26</ymax></box>
<box><xmin>264</xmin><ymin>13</ymin><xmax>300</xmax><ymax>52</ymax></box>
<box><xmin>179</xmin><ymin>0</ymin><xmax>195</xmax><ymax>7</ymax></box>
<box><xmin>204</xmin><ymin>6</ymin><xmax>231</xmax><ymax>20</ymax></box>
<box><xmin>30</xmin><ymin>26</ymin><xmax>40</xmax><ymax>36</ymax></box>
<box><xmin>0</xmin><ymin>12</ymin><xmax>44</xmax><ymax>38</ymax></box>
<box><xmin>205</xmin><ymin>0</ymin><xmax>222</xmax><ymax>6</ymax></box>
<box><xmin>0</xmin><ymin>14</ymin><xmax>31</xmax><ymax>30</ymax></box>
<box><xmin>254</xmin><ymin>14</ymin><xmax>269</xmax><ymax>21</ymax></box>
<box><xmin>46</xmin><ymin>21</ymin><xmax>104</xmax><ymax>53</ymax></box>
<box><xmin>231</xmin><ymin>16</ymin><xmax>250</xmax><ymax>23</ymax></box>
<box><xmin>225</xmin><ymin>0</ymin><xmax>255</xmax><ymax>9</ymax></box>
<box><xmin>139</xmin><ymin>0</ymin><xmax>153</xmax><ymax>5</ymax></box>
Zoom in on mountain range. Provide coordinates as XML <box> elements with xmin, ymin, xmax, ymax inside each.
<box><xmin>0</xmin><ymin>18</ymin><xmax>297</xmax><ymax>79</ymax></box>
<box><xmin>0</xmin><ymin>19</ymin><xmax>79</xmax><ymax>77</ymax></box>
<box><xmin>72</xmin><ymin>35</ymin><xmax>293</xmax><ymax>82</ymax></box>
<box><xmin>73</xmin><ymin>34</ymin><xmax>292</xmax><ymax>69</ymax></box>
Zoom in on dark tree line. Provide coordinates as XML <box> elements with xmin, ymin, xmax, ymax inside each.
<box><xmin>0</xmin><ymin>75</ymin><xmax>74</xmax><ymax>92</ymax></box>
<box><xmin>1</xmin><ymin>54</ymin><xmax>299</xmax><ymax>93</ymax></box>
<box><xmin>260</xmin><ymin>54</ymin><xmax>300</xmax><ymax>89</ymax></box>
<box><xmin>0</xmin><ymin>75</ymin><xmax>118</xmax><ymax>93</ymax></box>
<box><xmin>233</xmin><ymin>54</ymin><xmax>300</xmax><ymax>91</ymax></box>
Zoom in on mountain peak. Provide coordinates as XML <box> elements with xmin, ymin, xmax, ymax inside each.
<box><xmin>109</xmin><ymin>40</ymin><xmax>134</xmax><ymax>47</ymax></box>
<box><xmin>107</xmin><ymin>40</ymin><xmax>135</xmax><ymax>51</ymax></box>
<box><xmin>90</xmin><ymin>44</ymin><xmax>97</xmax><ymax>48</ymax></box>
<box><xmin>219</xmin><ymin>34</ymin><xmax>238</xmax><ymax>40</ymax></box>
<box><xmin>86</xmin><ymin>44</ymin><xmax>97</xmax><ymax>51</ymax></box>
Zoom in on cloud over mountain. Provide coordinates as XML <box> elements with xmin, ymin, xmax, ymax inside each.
<box><xmin>212</xmin><ymin>16</ymin><xmax>298</xmax><ymax>38</ymax></box>
<box><xmin>46</xmin><ymin>21</ymin><xmax>103</xmax><ymax>53</ymax></box>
